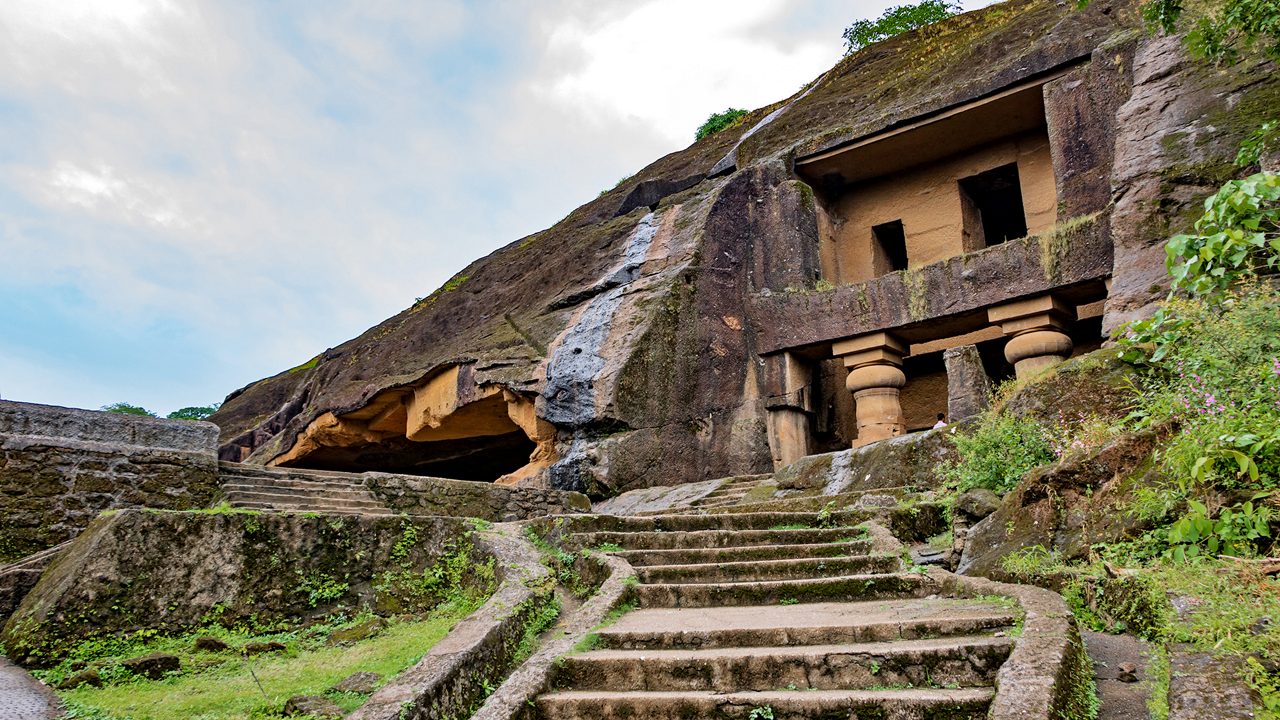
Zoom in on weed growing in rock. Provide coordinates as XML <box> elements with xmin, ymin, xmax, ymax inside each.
<box><xmin>694</xmin><ymin>108</ymin><xmax>749</xmax><ymax>141</ymax></box>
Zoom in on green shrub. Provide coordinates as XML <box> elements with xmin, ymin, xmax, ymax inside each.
<box><xmin>694</xmin><ymin>108</ymin><xmax>749</xmax><ymax>141</ymax></box>
<box><xmin>942</xmin><ymin>412</ymin><xmax>1055</xmax><ymax>494</ymax></box>
<box><xmin>842</xmin><ymin>0</ymin><xmax>959</xmax><ymax>55</ymax></box>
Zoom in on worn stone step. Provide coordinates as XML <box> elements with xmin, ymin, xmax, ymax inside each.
<box><xmin>574</xmin><ymin>527</ymin><xmax>867</xmax><ymax>551</ymax></box>
<box><xmin>635</xmin><ymin>554</ymin><xmax>901</xmax><ymax>584</ymax></box>
<box><xmin>218</xmin><ymin>471</ymin><xmax>371</xmax><ymax>486</ymax></box>
<box><xmin>596</xmin><ymin>599</ymin><xmax>1020</xmax><ymax>650</ymax></box>
<box><xmin>560</xmin><ymin>511</ymin><xmax>867</xmax><ymax>534</ymax></box>
<box><xmin>223</xmin><ymin>490</ymin><xmax>387</xmax><ymax>508</ymax></box>
<box><xmin>607</xmin><ymin>540</ymin><xmax>874</xmax><ymax>567</ymax></box>
<box><xmin>559</xmin><ymin>635</ymin><xmax>1013</xmax><ymax>692</ymax></box>
<box><xmin>221</xmin><ymin>482</ymin><xmax>374</xmax><ymax>498</ymax></box>
<box><xmin>704</xmin><ymin>487</ymin><xmax>914</xmax><ymax>515</ymax></box>
<box><xmin>535</xmin><ymin>688</ymin><xmax>994</xmax><ymax>720</ymax></box>
<box><xmin>636</xmin><ymin>573</ymin><xmax>930</xmax><ymax>608</ymax></box>
<box><xmin>228</xmin><ymin>501</ymin><xmax>395</xmax><ymax>517</ymax></box>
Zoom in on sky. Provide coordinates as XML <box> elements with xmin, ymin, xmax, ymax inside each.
<box><xmin>0</xmin><ymin>0</ymin><xmax>994</xmax><ymax>416</ymax></box>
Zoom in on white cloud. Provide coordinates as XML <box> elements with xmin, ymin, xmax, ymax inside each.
<box><xmin>0</xmin><ymin>0</ymin><xmax>995</xmax><ymax>414</ymax></box>
<box><xmin>537</xmin><ymin>0</ymin><xmax>845</xmax><ymax>144</ymax></box>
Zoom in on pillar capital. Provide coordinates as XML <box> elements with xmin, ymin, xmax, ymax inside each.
<box><xmin>834</xmin><ymin>332</ymin><xmax>907</xmax><ymax>447</ymax></box>
<box><xmin>989</xmin><ymin>294</ymin><xmax>1075</xmax><ymax>378</ymax></box>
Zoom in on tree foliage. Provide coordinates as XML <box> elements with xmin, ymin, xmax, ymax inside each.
<box><xmin>167</xmin><ymin>404</ymin><xmax>221</xmax><ymax>421</ymax></box>
<box><xmin>694</xmin><ymin>108</ymin><xmax>749</xmax><ymax>141</ymax></box>
<box><xmin>842</xmin><ymin>0</ymin><xmax>960</xmax><ymax>55</ymax></box>
<box><xmin>100</xmin><ymin>402</ymin><xmax>156</xmax><ymax>417</ymax></box>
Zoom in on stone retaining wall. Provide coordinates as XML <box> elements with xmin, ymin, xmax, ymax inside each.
<box><xmin>0</xmin><ymin>400</ymin><xmax>220</xmax><ymax>562</ymax></box>
<box><xmin>362</xmin><ymin>472</ymin><xmax>591</xmax><ymax>521</ymax></box>
<box><xmin>348</xmin><ymin>523</ymin><xmax>557</xmax><ymax>720</ymax></box>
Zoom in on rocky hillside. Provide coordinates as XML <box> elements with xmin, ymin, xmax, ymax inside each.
<box><xmin>209</xmin><ymin>0</ymin><xmax>1278</xmax><ymax>497</ymax></box>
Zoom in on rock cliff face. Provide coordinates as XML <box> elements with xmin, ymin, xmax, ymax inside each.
<box><xmin>209</xmin><ymin>0</ymin><xmax>1278</xmax><ymax>496</ymax></box>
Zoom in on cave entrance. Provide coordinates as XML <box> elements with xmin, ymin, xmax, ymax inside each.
<box><xmin>270</xmin><ymin>364</ymin><xmax>558</xmax><ymax>485</ymax></box>
<box><xmin>280</xmin><ymin>430</ymin><xmax>537</xmax><ymax>481</ymax></box>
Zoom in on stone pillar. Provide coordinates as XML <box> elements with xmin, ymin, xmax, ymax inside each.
<box><xmin>943</xmin><ymin>344</ymin><xmax>991</xmax><ymax>422</ymax></box>
<box><xmin>764</xmin><ymin>352</ymin><xmax>812</xmax><ymax>469</ymax></box>
<box><xmin>988</xmin><ymin>295</ymin><xmax>1076</xmax><ymax>379</ymax></box>
<box><xmin>833</xmin><ymin>333</ymin><xmax>906</xmax><ymax>447</ymax></box>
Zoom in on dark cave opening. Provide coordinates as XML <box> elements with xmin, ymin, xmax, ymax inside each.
<box><xmin>281</xmin><ymin>430</ymin><xmax>536</xmax><ymax>482</ymax></box>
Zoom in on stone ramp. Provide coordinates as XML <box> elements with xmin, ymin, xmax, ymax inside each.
<box><xmin>0</xmin><ymin>543</ymin><xmax>71</xmax><ymax>625</ymax></box>
<box><xmin>532</xmin><ymin>511</ymin><xmax>1023</xmax><ymax>719</ymax></box>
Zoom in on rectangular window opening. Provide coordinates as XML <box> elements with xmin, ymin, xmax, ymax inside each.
<box><xmin>959</xmin><ymin>163</ymin><xmax>1028</xmax><ymax>248</ymax></box>
<box><xmin>872</xmin><ymin>220</ymin><xmax>909</xmax><ymax>275</ymax></box>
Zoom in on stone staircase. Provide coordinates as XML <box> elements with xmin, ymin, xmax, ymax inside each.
<box><xmin>219</xmin><ymin>463</ymin><xmax>394</xmax><ymax>517</ymax></box>
<box><xmin>535</xmin><ymin>511</ymin><xmax>1022</xmax><ymax>719</ymax></box>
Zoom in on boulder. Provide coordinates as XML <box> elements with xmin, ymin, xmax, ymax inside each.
<box><xmin>55</xmin><ymin>668</ymin><xmax>101</xmax><ymax>690</ymax></box>
<box><xmin>995</xmin><ymin>348</ymin><xmax>1136</xmax><ymax>426</ymax></box>
<box><xmin>958</xmin><ymin>429</ymin><xmax>1165</xmax><ymax>577</ymax></box>
<box><xmin>774</xmin><ymin>428</ymin><xmax>957</xmax><ymax>493</ymax></box>
<box><xmin>326</xmin><ymin>617</ymin><xmax>387</xmax><ymax>646</ymax></box>
<box><xmin>332</xmin><ymin>671</ymin><xmax>382</xmax><ymax>694</ymax></box>
<box><xmin>193</xmin><ymin>636</ymin><xmax>228</xmax><ymax>652</ymax></box>
<box><xmin>244</xmin><ymin>641</ymin><xmax>287</xmax><ymax>656</ymax></box>
<box><xmin>283</xmin><ymin>695</ymin><xmax>344</xmax><ymax>718</ymax></box>
<box><xmin>122</xmin><ymin>652</ymin><xmax>180</xmax><ymax>679</ymax></box>
<box><xmin>954</xmin><ymin>489</ymin><xmax>1001</xmax><ymax>521</ymax></box>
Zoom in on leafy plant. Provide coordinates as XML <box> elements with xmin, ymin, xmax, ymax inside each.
<box><xmin>1164</xmin><ymin>496</ymin><xmax>1273</xmax><ymax>561</ymax></box>
<box><xmin>1138</xmin><ymin>0</ymin><xmax>1280</xmax><ymax>63</ymax></box>
<box><xmin>694</xmin><ymin>108</ymin><xmax>749</xmax><ymax>141</ymax></box>
<box><xmin>1164</xmin><ymin>172</ymin><xmax>1280</xmax><ymax>297</ymax></box>
<box><xmin>748</xmin><ymin>706</ymin><xmax>775</xmax><ymax>720</ymax></box>
<box><xmin>842</xmin><ymin>0</ymin><xmax>959</xmax><ymax>55</ymax></box>
<box><xmin>941</xmin><ymin>411</ymin><xmax>1056</xmax><ymax>494</ymax></box>
<box><xmin>1237</xmin><ymin>120</ymin><xmax>1279</xmax><ymax>168</ymax></box>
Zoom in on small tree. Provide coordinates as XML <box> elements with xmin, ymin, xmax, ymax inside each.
<box><xmin>101</xmin><ymin>402</ymin><xmax>156</xmax><ymax>417</ymax></box>
<box><xmin>695</xmin><ymin>108</ymin><xmax>749</xmax><ymax>141</ymax></box>
<box><xmin>167</xmin><ymin>404</ymin><xmax>221</xmax><ymax>421</ymax></box>
<box><xmin>842</xmin><ymin>0</ymin><xmax>960</xmax><ymax>55</ymax></box>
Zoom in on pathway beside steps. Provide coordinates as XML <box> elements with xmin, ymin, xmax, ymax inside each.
<box><xmin>535</xmin><ymin>510</ymin><xmax>1022</xmax><ymax>720</ymax></box>
<box><xmin>0</xmin><ymin>657</ymin><xmax>61</xmax><ymax>720</ymax></box>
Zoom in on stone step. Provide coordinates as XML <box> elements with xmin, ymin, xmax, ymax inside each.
<box><xmin>559</xmin><ymin>635</ymin><xmax>1013</xmax><ymax>692</ymax></box>
<box><xmin>635</xmin><ymin>573</ymin><xmax>929</xmax><ymax>608</ymax></box>
<box><xmin>559</xmin><ymin>511</ymin><xmax>867</xmax><ymax>534</ymax></box>
<box><xmin>596</xmin><ymin>599</ymin><xmax>1020</xmax><ymax>650</ymax></box>
<box><xmin>219</xmin><ymin>473</ymin><xmax>371</xmax><ymax>490</ymax></box>
<box><xmin>635</xmin><ymin>554</ymin><xmax>901</xmax><ymax>584</ymax></box>
<box><xmin>573</xmin><ymin>527</ymin><xmax>867</xmax><ymax>551</ymax></box>
<box><xmin>607</xmin><ymin>540</ymin><xmax>874</xmax><ymax>567</ymax></box>
<box><xmin>224</xmin><ymin>490</ymin><xmax>387</xmax><ymax>509</ymax></box>
<box><xmin>535</xmin><ymin>688</ymin><xmax>995</xmax><ymax>720</ymax></box>
<box><xmin>704</xmin><ymin>487</ymin><xmax>914</xmax><ymax>515</ymax></box>
<box><xmin>228</xmin><ymin>501</ymin><xmax>395</xmax><ymax>517</ymax></box>
<box><xmin>221</xmin><ymin>482</ymin><xmax>374</xmax><ymax>499</ymax></box>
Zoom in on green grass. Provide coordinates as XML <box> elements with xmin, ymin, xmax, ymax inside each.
<box><xmin>54</xmin><ymin>612</ymin><xmax>466</xmax><ymax>720</ymax></box>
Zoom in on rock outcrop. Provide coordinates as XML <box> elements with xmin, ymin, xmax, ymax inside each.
<box><xmin>207</xmin><ymin>0</ymin><xmax>1278</xmax><ymax>497</ymax></box>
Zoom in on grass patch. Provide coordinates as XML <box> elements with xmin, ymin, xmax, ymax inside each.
<box><xmin>51</xmin><ymin>610</ymin><xmax>468</xmax><ymax>720</ymax></box>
